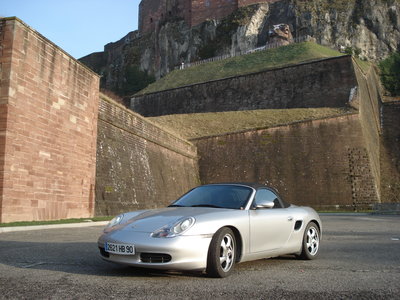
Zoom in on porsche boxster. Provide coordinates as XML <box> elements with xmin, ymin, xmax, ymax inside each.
<box><xmin>98</xmin><ymin>183</ymin><xmax>321</xmax><ymax>277</ymax></box>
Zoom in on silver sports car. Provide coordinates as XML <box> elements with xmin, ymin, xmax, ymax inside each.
<box><xmin>98</xmin><ymin>183</ymin><xmax>321</xmax><ymax>277</ymax></box>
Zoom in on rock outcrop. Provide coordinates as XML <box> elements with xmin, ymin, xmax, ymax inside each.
<box><xmin>269</xmin><ymin>24</ymin><xmax>294</xmax><ymax>46</ymax></box>
<box><xmin>80</xmin><ymin>0</ymin><xmax>400</xmax><ymax>96</ymax></box>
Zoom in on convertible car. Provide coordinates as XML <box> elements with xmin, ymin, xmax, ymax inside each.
<box><xmin>98</xmin><ymin>183</ymin><xmax>321</xmax><ymax>277</ymax></box>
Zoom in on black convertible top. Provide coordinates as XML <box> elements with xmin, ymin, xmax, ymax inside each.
<box><xmin>204</xmin><ymin>182</ymin><xmax>291</xmax><ymax>208</ymax></box>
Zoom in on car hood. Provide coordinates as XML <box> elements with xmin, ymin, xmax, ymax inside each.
<box><xmin>112</xmin><ymin>207</ymin><xmax>233</xmax><ymax>233</ymax></box>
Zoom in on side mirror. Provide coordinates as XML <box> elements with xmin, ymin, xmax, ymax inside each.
<box><xmin>255</xmin><ymin>199</ymin><xmax>275</xmax><ymax>209</ymax></box>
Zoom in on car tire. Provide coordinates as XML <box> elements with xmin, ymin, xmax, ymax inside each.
<box><xmin>298</xmin><ymin>222</ymin><xmax>320</xmax><ymax>260</ymax></box>
<box><xmin>206</xmin><ymin>227</ymin><xmax>236</xmax><ymax>278</ymax></box>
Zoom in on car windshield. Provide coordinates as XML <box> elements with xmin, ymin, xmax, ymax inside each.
<box><xmin>169</xmin><ymin>185</ymin><xmax>253</xmax><ymax>210</ymax></box>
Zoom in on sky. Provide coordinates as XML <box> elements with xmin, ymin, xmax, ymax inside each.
<box><xmin>1</xmin><ymin>0</ymin><xmax>139</xmax><ymax>59</ymax></box>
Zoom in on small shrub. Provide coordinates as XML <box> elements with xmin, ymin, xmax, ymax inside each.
<box><xmin>344</xmin><ymin>46</ymin><xmax>362</xmax><ymax>57</ymax></box>
<box><xmin>198</xmin><ymin>44</ymin><xmax>218</xmax><ymax>60</ymax></box>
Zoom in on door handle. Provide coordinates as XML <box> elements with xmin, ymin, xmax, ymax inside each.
<box><xmin>287</xmin><ymin>216</ymin><xmax>293</xmax><ymax>221</ymax></box>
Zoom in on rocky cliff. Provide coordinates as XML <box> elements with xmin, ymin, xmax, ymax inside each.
<box><xmin>80</xmin><ymin>0</ymin><xmax>400</xmax><ymax>97</ymax></box>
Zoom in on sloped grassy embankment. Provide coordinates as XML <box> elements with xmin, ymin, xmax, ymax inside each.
<box><xmin>149</xmin><ymin>108</ymin><xmax>356</xmax><ymax>140</ymax></box>
<box><xmin>137</xmin><ymin>42</ymin><xmax>344</xmax><ymax>95</ymax></box>
<box><xmin>144</xmin><ymin>42</ymin><xmax>355</xmax><ymax>139</ymax></box>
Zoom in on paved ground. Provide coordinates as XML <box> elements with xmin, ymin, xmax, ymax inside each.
<box><xmin>0</xmin><ymin>214</ymin><xmax>399</xmax><ymax>299</ymax></box>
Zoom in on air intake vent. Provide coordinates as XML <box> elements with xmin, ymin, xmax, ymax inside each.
<box><xmin>140</xmin><ymin>253</ymin><xmax>172</xmax><ymax>263</ymax></box>
<box><xmin>294</xmin><ymin>220</ymin><xmax>303</xmax><ymax>230</ymax></box>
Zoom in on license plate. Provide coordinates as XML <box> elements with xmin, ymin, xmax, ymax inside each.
<box><xmin>105</xmin><ymin>242</ymin><xmax>135</xmax><ymax>255</ymax></box>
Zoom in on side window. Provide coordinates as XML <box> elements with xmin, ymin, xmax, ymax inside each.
<box><xmin>254</xmin><ymin>189</ymin><xmax>282</xmax><ymax>208</ymax></box>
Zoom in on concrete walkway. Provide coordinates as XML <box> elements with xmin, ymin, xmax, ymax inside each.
<box><xmin>0</xmin><ymin>221</ymin><xmax>109</xmax><ymax>233</ymax></box>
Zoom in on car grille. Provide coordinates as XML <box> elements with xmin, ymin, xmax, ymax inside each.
<box><xmin>99</xmin><ymin>247</ymin><xmax>110</xmax><ymax>258</ymax></box>
<box><xmin>140</xmin><ymin>253</ymin><xmax>172</xmax><ymax>263</ymax></box>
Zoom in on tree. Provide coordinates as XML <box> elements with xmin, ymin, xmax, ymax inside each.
<box><xmin>379</xmin><ymin>52</ymin><xmax>400</xmax><ymax>96</ymax></box>
<box><xmin>120</xmin><ymin>66</ymin><xmax>155</xmax><ymax>96</ymax></box>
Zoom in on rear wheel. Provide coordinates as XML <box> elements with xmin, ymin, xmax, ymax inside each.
<box><xmin>206</xmin><ymin>227</ymin><xmax>236</xmax><ymax>278</ymax></box>
<box><xmin>298</xmin><ymin>222</ymin><xmax>320</xmax><ymax>260</ymax></box>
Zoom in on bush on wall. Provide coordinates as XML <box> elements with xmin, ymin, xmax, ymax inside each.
<box><xmin>379</xmin><ymin>51</ymin><xmax>400</xmax><ymax>96</ymax></box>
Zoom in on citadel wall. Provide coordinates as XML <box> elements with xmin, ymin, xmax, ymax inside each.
<box><xmin>194</xmin><ymin>114</ymin><xmax>378</xmax><ymax>210</ymax></box>
<box><xmin>1</xmin><ymin>15</ymin><xmax>397</xmax><ymax>222</ymax></box>
<box><xmin>0</xmin><ymin>17</ymin><xmax>200</xmax><ymax>222</ymax></box>
<box><xmin>95</xmin><ymin>95</ymin><xmax>199</xmax><ymax>216</ymax></box>
<box><xmin>130</xmin><ymin>55</ymin><xmax>357</xmax><ymax>117</ymax></box>
<box><xmin>139</xmin><ymin>0</ymin><xmax>191</xmax><ymax>34</ymax></box>
<box><xmin>138</xmin><ymin>0</ymin><xmax>274</xmax><ymax>34</ymax></box>
<box><xmin>352</xmin><ymin>61</ymin><xmax>381</xmax><ymax>199</ymax></box>
<box><xmin>190</xmin><ymin>0</ymin><xmax>238</xmax><ymax>27</ymax></box>
<box><xmin>0</xmin><ymin>18</ymin><xmax>100</xmax><ymax>222</ymax></box>
<box><xmin>352</xmin><ymin>59</ymin><xmax>400</xmax><ymax>203</ymax></box>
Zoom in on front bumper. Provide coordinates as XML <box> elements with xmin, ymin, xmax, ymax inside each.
<box><xmin>98</xmin><ymin>230</ymin><xmax>213</xmax><ymax>271</ymax></box>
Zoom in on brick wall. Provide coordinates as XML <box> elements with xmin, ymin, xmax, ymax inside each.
<box><xmin>0</xmin><ymin>18</ymin><xmax>100</xmax><ymax>222</ymax></box>
<box><xmin>131</xmin><ymin>56</ymin><xmax>357</xmax><ymax>117</ymax></box>
<box><xmin>95</xmin><ymin>94</ymin><xmax>199</xmax><ymax>216</ymax></box>
<box><xmin>191</xmin><ymin>0</ymin><xmax>238</xmax><ymax>27</ymax></box>
<box><xmin>139</xmin><ymin>0</ymin><xmax>166</xmax><ymax>34</ymax></box>
<box><xmin>139</xmin><ymin>0</ymin><xmax>192</xmax><ymax>34</ymax></box>
<box><xmin>194</xmin><ymin>115</ymin><xmax>379</xmax><ymax>210</ymax></box>
<box><xmin>0</xmin><ymin>19</ymin><xmax>9</xmax><ymax>222</ymax></box>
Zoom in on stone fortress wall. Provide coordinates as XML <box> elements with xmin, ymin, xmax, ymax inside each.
<box><xmin>1</xmin><ymin>16</ymin><xmax>398</xmax><ymax>222</ymax></box>
<box><xmin>191</xmin><ymin>58</ymin><xmax>399</xmax><ymax>208</ymax></box>
<box><xmin>138</xmin><ymin>0</ymin><xmax>277</xmax><ymax>34</ymax></box>
<box><xmin>131</xmin><ymin>55</ymin><xmax>357</xmax><ymax>117</ymax></box>
<box><xmin>131</xmin><ymin>54</ymin><xmax>399</xmax><ymax>209</ymax></box>
<box><xmin>194</xmin><ymin>114</ymin><xmax>378</xmax><ymax>210</ymax></box>
<box><xmin>96</xmin><ymin>94</ymin><xmax>199</xmax><ymax>216</ymax></box>
<box><xmin>0</xmin><ymin>18</ymin><xmax>100</xmax><ymax>223</ymax></box>
<box><xmin>0</xmin><ymin>18</ymin><xmax>199</xmax><ymax>222</ymax></box>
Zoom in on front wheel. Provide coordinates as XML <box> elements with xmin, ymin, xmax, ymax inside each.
<box><xmin>298</xmin><ymin>222</ymin><xmax>320</xmax><ymax>260</ymax></box>
<box><xmin>206</xmin><ymin>227</ymin><xmax>236</xmax><ymax>278</ymax></box>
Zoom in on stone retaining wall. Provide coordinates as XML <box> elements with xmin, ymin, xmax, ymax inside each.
<box><xmin>131</xmin><ymin>56</ymin><xmax>357</xmax><ymax>117</ymax></box>
<box><xmin>95</xmin><ymin>95</ymin><xmax>199</xmax><ymax>216</ymax></box>
<box><xmin>194</xmin><ymin>114</ymin><xmax>378</xmax><ymax>210</ymax></box>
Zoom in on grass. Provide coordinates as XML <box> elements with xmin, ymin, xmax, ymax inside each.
<box><xmin>149</xmin><ymin>107</ymin><xmax>356</xmax><ymax>140</ymax></box>
<box><xmin>136</xmin><ymin>42</ymin><xmax>344</xmax><ymax>95</ymax></box>
<box><xmin>0</xmin><ymin>216</ymin><xmax>112</xmax><ymax>227</ymax></box>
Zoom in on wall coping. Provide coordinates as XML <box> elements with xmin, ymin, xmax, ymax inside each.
<box><xmin>99</xmin><ymin>94</ymin><xmax>197</xmax><ymax>159</ymax></box>
<box><xmin>190</xmin><ymin>112</ymin><xmax>359</xmax><ymax>141</ymax></box>
<box><xmin>1</xmin><ymin>17</ymin><xmax>100</xmax><ymax>78</ymax></box>
<box><xmin>100</xmin><ymin>93</ymin><xmax>194</xmax><ymax>147</ymax></box>
<box><xmin>133</xmin><ymin>55</ymin><xmax>352</xmax><ymax>98</ymax></box>
<box><xmin>382</xmin><ymin>97</ymin><xmax>400</xmax><ymax>105</ymax></box>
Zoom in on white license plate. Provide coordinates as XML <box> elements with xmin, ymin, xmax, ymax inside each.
<box><xmin>105</xmin><ymin>242</ymin><xmax>135</xmax><ymax>255</ymax></box>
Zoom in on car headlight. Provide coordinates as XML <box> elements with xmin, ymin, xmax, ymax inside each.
<box><xmin>151</xmin><ymin>217</ymin><xmax>195</xmax><ymax>238</ymax></box>
<box><xmin>106</xmin><ymin>214</ymin><xmax>124</xmax><ymax>228</ymax></box>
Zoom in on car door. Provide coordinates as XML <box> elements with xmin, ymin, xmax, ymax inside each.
<box><xmin>249</xmin><ymin>189</ymin><xmax>294</xmax><ymax>253</ymax></box>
